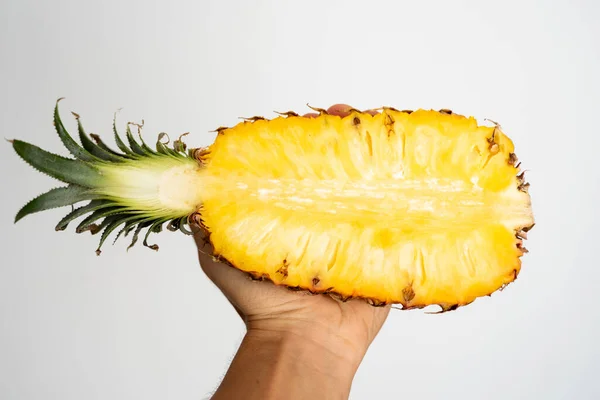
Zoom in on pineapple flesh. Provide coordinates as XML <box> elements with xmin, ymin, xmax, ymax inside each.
<box><xmin>11</xmin><ymin>102</ymin><xmax>534</xmax><ymax>312</ymax></box>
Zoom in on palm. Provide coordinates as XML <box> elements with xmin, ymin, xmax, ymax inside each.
<box><xmin>194</xmin><ymin>103</ymin><xmax>390</xmax><ymax>351</ymax></box>
<box><xmin>194</xmin><ymin>232</ymin><xmax>390</xmax><ymax>349</ymax></box>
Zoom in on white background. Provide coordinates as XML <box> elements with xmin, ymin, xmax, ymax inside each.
<box><xmin>1</xmin><ymin>0</ymin><xmax>598</xmax><ymax>399</ymax></box>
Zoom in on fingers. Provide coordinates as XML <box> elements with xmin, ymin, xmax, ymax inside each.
<box><xmin>191</xmin><ymin>224</ymin><xmax>255</xmax><ymax>290</ymax></box>
<box><xmin>192</xmin><ymin>228</ymin><xmax>226</xmax><ymax>283</ymax></box>
<box><xmin>192</xmin><ymin>228</ymin><xmax>253</xmax><ymax>314</ymax></box>
<box><xmin>192</xmin><ymin>227</ymin><xmax>279</xmax><ymax>293</ymax></box>
<box><xmin>327</xmin><ymin>104</ymin><xmax>354</xmax><ymax>117</ymax></box>
<box><xmin>191</xmin><ymin>225</ymin><xmax>220</xmax><ymax>276</ymax></box>
<box><xmin>302</xmin><ymin>103</ymin><xmax>381</xmax><ymax>118</ymax></box>
<box><xmin>362</xmin><ymin>109</ymin><xmax>380</xmax><ymax>116</ymax></box>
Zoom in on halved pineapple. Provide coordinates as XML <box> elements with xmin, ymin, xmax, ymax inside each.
<box><xmin>11</xmin><ymin>101</ymin><xmax>534</xmax><ymax>311</ymax></box>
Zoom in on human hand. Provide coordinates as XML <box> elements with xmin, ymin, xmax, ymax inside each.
<box><xmin>193</xmin><ymin>104</ymin><xmax>389</xmax><ymax>399</ymax></box>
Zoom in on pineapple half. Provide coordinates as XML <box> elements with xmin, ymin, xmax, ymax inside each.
<box><xmin>11</xmin><ymin>100</ymin><xmax>534</xmax><ymax>312</ymax></box>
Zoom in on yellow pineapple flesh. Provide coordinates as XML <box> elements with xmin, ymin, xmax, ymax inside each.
<box><xmin>194</xmin><ymin>108</ymin><xmax>534</xmax><ymax>309</ymax></box>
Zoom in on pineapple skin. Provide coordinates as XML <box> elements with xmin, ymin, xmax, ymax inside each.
<box><xmin>194</xmin><ymin>108</ymin><xmax>534</xmax><ymax>311</ymax></box>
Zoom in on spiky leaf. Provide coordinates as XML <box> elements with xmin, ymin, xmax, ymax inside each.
<box><xmin>113</xmin><ymin>115</ymin><xmax>137</xmax><ymax>156</ymax></box>
<box><xmin>74</xmin><ymin>115</ymin><xmax>124</xmax><ymax>162</ymax></box>
<box><xmin>12</xmin><ymin>140</ymin><xmax>101</xmax><ymax>187</ymax></box>
<box><xmin>125</xmin><ymin>124</ymin><xmax>147</xmax><ymax>156</ymax></box>
<box><xmin>15</xmin><ymin>185</ymin><xmax>96</xmax><ymax>222</ymax></box>
<box><xmin>55</xmin><ymin>200</ymin><xmax>111</xmax><ymax>231</ymax></box>
<box><xmin>53</xmin><ymin>100</ymin><xmax>96</xmax><ymax>162</ymax></box>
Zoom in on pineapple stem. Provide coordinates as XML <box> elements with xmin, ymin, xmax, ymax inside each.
<box><xmin>12</xmin><ymin>100</ymin><xmax>204</xmax><ymax>254</ymax></box>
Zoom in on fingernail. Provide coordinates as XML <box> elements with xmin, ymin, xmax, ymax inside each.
<box><xmin>303</xmin><ymin>112</ymin><xmax>320</xmax><ymax>118</ymax></box>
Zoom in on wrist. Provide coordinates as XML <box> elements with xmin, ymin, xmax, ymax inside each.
<box><xmin>243</xmin><ymin>327</ymin><xmax>361</xmax><ymax>399</ymax></box>
<box><xmin>212</xmin><ymin>325</ymin><xmax>363</xmax><ymax>400</ymax></box>
<box><xmin>246</xmin><ymin>324</ymin><xmax>366</xmax><ymax>371</ymax></box>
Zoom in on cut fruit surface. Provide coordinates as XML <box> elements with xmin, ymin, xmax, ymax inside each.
<box><xmin>11</xmin><ymin>102</ymin><xmax>534</xmax><ymax>311</ymax></box>
<box><xmin>198</xmin><ymin>109</ymin><xmax>534</xmax><ymax>308</ymax></box>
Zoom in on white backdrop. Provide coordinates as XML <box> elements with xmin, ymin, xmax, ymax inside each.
<box><xmin>1</xmin><ymin>0</ymin><xmax>598</xmax><ymax>399</ymax></box>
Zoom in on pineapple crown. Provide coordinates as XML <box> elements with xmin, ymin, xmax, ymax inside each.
<box><xmin>11</xmin><ymin>99</ymin><xmax>199</xmax><ymax>255</ymax></box>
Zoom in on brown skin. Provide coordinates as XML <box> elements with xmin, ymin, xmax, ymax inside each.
<box><xmin>193</xmin><ymin>104</ymin><xmax>390</xmax><ymax>400</ymax></box>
